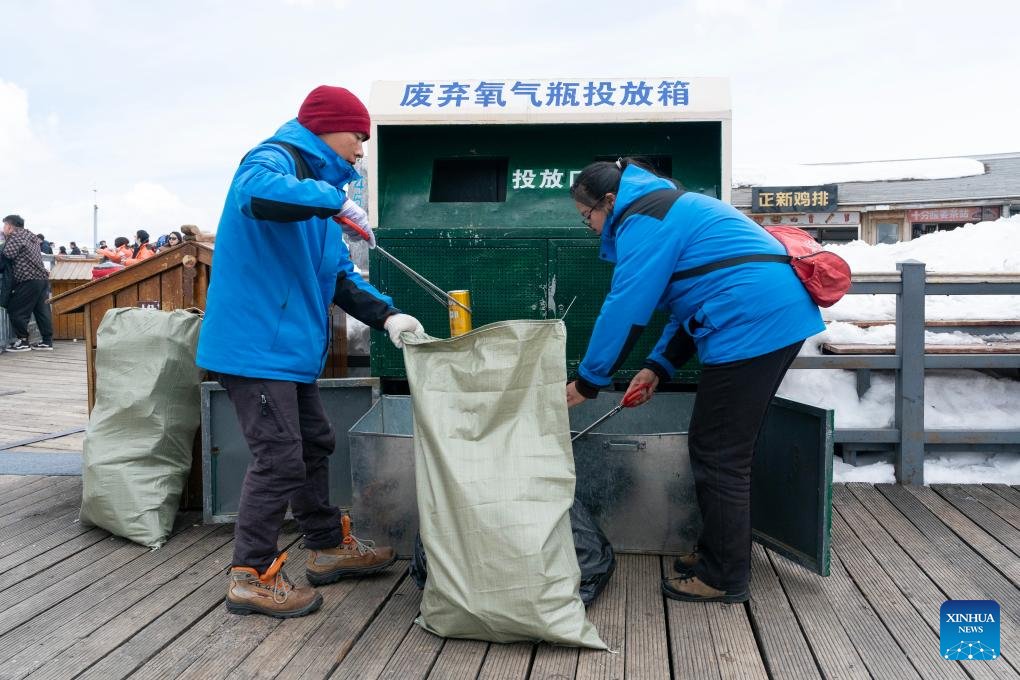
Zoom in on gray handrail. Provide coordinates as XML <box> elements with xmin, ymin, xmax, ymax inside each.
<box><xmin>790</xmin><ymin>261</ymin><xmax>1020</xmax><ymax>485</ymax></box>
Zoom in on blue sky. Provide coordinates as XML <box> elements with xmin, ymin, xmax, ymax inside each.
<box><xmin>2</xmin><ymin>0</ymin><xmax>1018</xmax><ymax>246</ymax></box>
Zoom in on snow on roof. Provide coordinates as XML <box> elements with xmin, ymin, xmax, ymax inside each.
<box><xmin>730</xmin><ymin>153</ymin><xmax>1020</xmax><ymax>207</ymax></box>
<box><xmin>733</xmin><ymin>157</ymin><xmax>985</xmax><ymax>188</ymax></box>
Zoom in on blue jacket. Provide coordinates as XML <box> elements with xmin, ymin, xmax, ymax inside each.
<box><xmin>197</xmin><ymin>119</ymin><xmax>393</xmax><ymax>382</ymax></box>
<box><xmin>577</xmin><ymin>166</ymin><xmax>824</xmax><ymax>392</ymax></box>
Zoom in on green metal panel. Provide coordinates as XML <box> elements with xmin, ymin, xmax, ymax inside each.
<box><xmin>371</xmin><ymin>119</ymin><xmax>722</xmax><ymax>379</ymax></box>
<box><xmin>369</xmin><ymin>236</ymin><xmax>703</xmax><ymax>379</ymax></box>
<box><xmin>549</xmin><ymin>239</ymin><xmax>699</xmax><ymax>381</ymax></box>
<box><xmin>370</xmin><ymin>238</ymin><xmax>548</xmax><ymax>376</ymax></box>
<box><xmin>376</xmin><ymin>121</ymin><xmax>722</xmax><ymax>234</ymax></box>
<box><xmin>751</xmin><ymin>397</ymin><xmax>834</xmax><ymax>576</ymax></box>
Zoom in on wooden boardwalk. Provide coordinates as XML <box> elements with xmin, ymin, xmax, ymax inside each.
<box><xmin>0</xmin><ymin>341</ymin><xmax>88</xmax><ymax>455</ymax></box>
<box><xmin>0</xmin><ymin>476</ymin><xmax>1017</xmax><ymax>679</ymax></box>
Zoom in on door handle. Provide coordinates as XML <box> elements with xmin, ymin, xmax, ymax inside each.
<box><xmin>603</xmin><ymin>440</ymin><xmax>645</xmax><ymax>452</ymax></box>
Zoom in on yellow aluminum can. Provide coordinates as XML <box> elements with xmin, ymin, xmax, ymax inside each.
<box><xmin>448</xmin><ymin>290</ymin><xmax>472</xmax><ymax>337</ymax></box>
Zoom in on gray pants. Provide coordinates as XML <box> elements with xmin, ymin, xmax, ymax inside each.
<box><xmin>218</xmin><ymin>374</ymin><xmax>343</xmax><ymax>572</ymax></box>
<box><xmin>7</xmin><ymin>279</ymin><xmax>52</xmax><ymax>343</ymax></box>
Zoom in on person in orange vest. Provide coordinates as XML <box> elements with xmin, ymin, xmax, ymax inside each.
<box><xmin>96</xmin><ymin>236</ymin><xmax>132</xmax><ymax>264</ymax></box>
<box><xmin>123</xmin><ymin>230</ymin><xmax>155</xmax><ymax>266</ymax></box>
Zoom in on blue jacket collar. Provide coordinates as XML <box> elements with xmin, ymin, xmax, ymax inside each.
<box><xmin>264</xmin><ymin>119</ymin><xmax>359</xmax><ymax>187</ymax></box>
<box><xmin>599</xmin><ymin>165</ymin><xmax>677</xmax><ymax>262</ymax></box>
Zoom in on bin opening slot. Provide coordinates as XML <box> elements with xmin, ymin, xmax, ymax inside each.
<box><xmin>429</xmin><ymin>157</ymin><xmax>509</xmax><ymax>203</ymax></box>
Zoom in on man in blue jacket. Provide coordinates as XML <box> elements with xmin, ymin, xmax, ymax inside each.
<box><xmin>198</xmin><ymin>85</ymin><xmax>423</xmax><ymax>618</ymax></box>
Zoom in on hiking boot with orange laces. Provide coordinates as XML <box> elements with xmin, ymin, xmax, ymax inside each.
<box><xmin>225</xmin><ymin>552</ymin><xmax>322</xmax><ymax>618</ymax></box>
<box><xmin>661</xmin><ymin>575</ymin><xmax>749</xmax><ymax>604</ymax></box>
<box><xmin>305</xmin><ymin>515</ymin><xmax>397</xmax><ymax>586</ymax></box>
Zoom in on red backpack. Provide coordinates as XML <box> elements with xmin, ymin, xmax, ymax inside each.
<box><xmin>669</xmin><ymin>224</ymin><xmax>852</xmax><ymax>308</ymax></box>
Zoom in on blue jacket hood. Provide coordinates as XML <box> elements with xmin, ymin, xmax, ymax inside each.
<box><xmin>266</xmin><ymin>119</ymin><xmax>360</xmax><ymax>189</ymax></box>
<box><xmin>600</xmin><ymin>165</ymin><xmax>677</xmax><ymax>263</ymax></box>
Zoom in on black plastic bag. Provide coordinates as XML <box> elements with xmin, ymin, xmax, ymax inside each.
<box><xmin>570</xmin><ymin>498</ymin><xmax>616</xmax><ymax>605</ymax></box>
<box><xmin>409</xmin><ymin>497</ymin><xmax>616</xmax><ymax>607</ymax></box>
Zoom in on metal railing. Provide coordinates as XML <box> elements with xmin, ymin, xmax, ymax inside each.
<box><xmin>790</xmin><ymin>261</ymin><xmax>1020</xmax><ymax>484</ymax></box>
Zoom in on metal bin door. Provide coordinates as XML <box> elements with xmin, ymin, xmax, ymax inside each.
<box><xmin>202</xmin><ymin>378</ymin><xmax>379</xmax><ymax>523</ymax></box>
<box><xmin>751</xmin><ymin>396</ymin><xmax>834</xmax><ymax>576</ymax></box>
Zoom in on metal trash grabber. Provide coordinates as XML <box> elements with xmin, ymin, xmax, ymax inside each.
<box><xmin>571</xmin><ymin>404</ymin><xmax>624</xmax><ymax>442</ymax></box>
<box><xmin>334</xmin><ymin>216</ymin><xmax>471</xmax><ymax>314</ymax></box>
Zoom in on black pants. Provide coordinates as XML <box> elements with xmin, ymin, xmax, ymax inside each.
<box><xmin>689</xmin><ymin>340</ymin><xmax>803</xmax><ymax>594</ymax></box>
<box><xmin>219</xmin><ymin>374</ymin><xmax>343</xmax><ymax>572</ymax></box>
<box><xmin>7</xmin><ymin>279</ymin><xmax>53</xmax><ymax>343</ymax></box>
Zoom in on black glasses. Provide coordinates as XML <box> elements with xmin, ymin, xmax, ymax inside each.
<box><xmin>581</xmin><ymin>195</ymin><xmax>608</xmax><ymax>228</ymax></box>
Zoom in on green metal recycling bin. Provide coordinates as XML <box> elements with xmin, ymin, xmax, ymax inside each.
<box><xmin>365</xmin><ymin>78</ymin><xmax>732</xmax><ymax>382</ymax></box>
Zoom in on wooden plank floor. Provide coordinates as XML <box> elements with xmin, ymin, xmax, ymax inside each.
<box><xmin>0</xmin><ymin>341</ymin><xmax>88</xmax><ymax>454</ymax></box>
<box><xmin>0</xmin><ymin>477</ymin><xmax>1017</xmax><ymax>679</ymax></box>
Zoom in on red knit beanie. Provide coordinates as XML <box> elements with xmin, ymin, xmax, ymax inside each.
<box><xmin>298</xmin><ymin>85</ymin><xmax>371</xmax><ymax>139</ymax></box>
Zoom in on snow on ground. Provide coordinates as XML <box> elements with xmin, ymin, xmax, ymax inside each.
<box><xmin>778</xmin><ymin>217</ymin><xmax>1020</xmax><ymax>483</ymax></box>
<box><xmin>734</xmin><ymin>157</ymin><xmax>985</xmax><ymax>187</ymax></box>
<box><xmin>831</xmin><ymin>454</ymin><xmax>1020</xmax><ymax>485</ymax></box>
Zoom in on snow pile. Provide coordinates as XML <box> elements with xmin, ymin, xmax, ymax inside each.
<box><xmin>830</xmin><ymin>453</ymin><xmax>1020</xmax><ymax>484</ymax></box>
<box><xmin>779</xmin><ymin>368</ymin><xmax>1020</xmax><ymax>429</ymax></box>
<box><xmin>775</xmin><ymin>217</ymin><xmax>1020</xmax><ymax>483</ymax></box>
<box><xmin>823</xmin><ymin>217</ymin><xmax>1020</xmax><ymax>323</ymax></box>
<box><xmin>734</xmin><ymin>157</ymin><xmax>985</xmax><ymax>187</ymax></box>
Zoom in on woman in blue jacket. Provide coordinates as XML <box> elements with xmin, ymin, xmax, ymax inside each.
<box><xmin>566</xmin><ymin>158</ymin><xmax>824</xmax><ymax>603</ymax></box>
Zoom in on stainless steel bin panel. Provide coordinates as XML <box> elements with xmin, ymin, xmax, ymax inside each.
<box><xmin>202</xmin><ymin>378</ymin><xmax>379</xmax><ymax>524</ymax></box>
<box><xmin>570</xmin><ymin>392</ymin><xmax>700</xmax><ymax>554</ymax></box>
<box><xmin>350</xmin><ymin>392</ymin><xmax>701</xmax><ymax>556</ymax></box>
<box><xmin>349</xmin><ymin>396</ymin><xmax>417</xmax><ymax>557</ymax></box>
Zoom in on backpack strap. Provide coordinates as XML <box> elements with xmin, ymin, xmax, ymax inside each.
<box><xmin>612</xmin><ymin>185</ymin><xmax>792</xmax><ymax>283</ymax></box>
<box><xmin>669</xmin><ymin>253</ymin><xmax>790</xmax><ymax>283</ymax></box>
<box><xmin>239</xmin><ymin>141</ymin><xmax>317</xmax><ymax>181</ymax></box>
<box><xmin>269</xmin><ymin>141</ymin><xmax>316</xmax><ymax>181</ymax></box>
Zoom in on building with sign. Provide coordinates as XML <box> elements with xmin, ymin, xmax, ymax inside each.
<box><xmin>731</xmin><ymin>152</ymin><xmax>1020</xmax><ymax>245</ymax></box>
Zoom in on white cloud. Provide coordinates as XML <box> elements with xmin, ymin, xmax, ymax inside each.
<box><xmin>283</xmin><ymin>0</ymin><xmax>351</xmax><ymax>7</ymax></box>
<box><xmin>0</xmin><ymin>80</ymin><xmax>54</xmax><ymax>171</ymax></box>
<box><xmin>2</xmin><ymin>0</ymin><xmax>1019</xmax><ymax>249</ymax></box>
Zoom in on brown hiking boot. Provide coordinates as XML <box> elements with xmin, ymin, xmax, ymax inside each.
<box><xmin>673</xmin><ymin>550</ymin><xmax>700</xmax><ymax>575</ymax></box>
<box><xmin>305</xmin><ymin>516</ymin><xmax>396</xmax><ymax>586</ymax></box>
<box><xmin>225</xmin><ymin>552</ymin><xmax>322</xmax><ymax>618</ymax></box>
<box><xmin>661</xmin><ymin>575</ymin><xmax>749</xmax><ymax>603</ymax></box>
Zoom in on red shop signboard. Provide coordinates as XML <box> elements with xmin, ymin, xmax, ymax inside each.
<box><xmin>907</xmin><ymin>206</ymin><xmax>1001</xmax><ymax>223</ymax></box>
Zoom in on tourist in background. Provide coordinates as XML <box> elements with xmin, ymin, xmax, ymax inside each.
<box><xmin>1</xmin><ymin>215</ymin><xmax>54</xmax><ymax>351</ymax></box>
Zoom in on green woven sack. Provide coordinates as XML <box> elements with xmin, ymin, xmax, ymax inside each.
<box><xmin>404</xmin><ymin>320</ymin><xmax>606</xmax><ymax>649</ymax></box>
<box><xmin>80</xmin><ymin>308</ymin><xmax>202</xmax><ymax>548</ymax></box>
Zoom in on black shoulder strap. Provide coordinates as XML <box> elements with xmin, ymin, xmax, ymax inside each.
<box><xmin>269</xmin><ymin>141</ymin><xmax>315</xmax><ymax>181</ymax></box>
<box><xmin>239</xmin><ymin>141</ymin><xmax>316</xmax><ymax>181</ymax></box>
<box><xmin>612</xmin><ymin>185</ymin><xmax>791</xmax><ymax>282</ymax></box>
<box><xmin>669</xmin><ymin>253</ymin><xmax>791</xmax><ymax>283</ymax></box>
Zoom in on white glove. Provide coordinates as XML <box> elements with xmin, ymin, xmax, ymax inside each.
<box><xmin>337</xmin><ymin>199</ymin><xmax>376</xmax><ymax>249</ymax></box>
<box><xmin>384</xmin><ymin>314</ymin><xmax>424</xmax><ymax>348</ymax></box>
